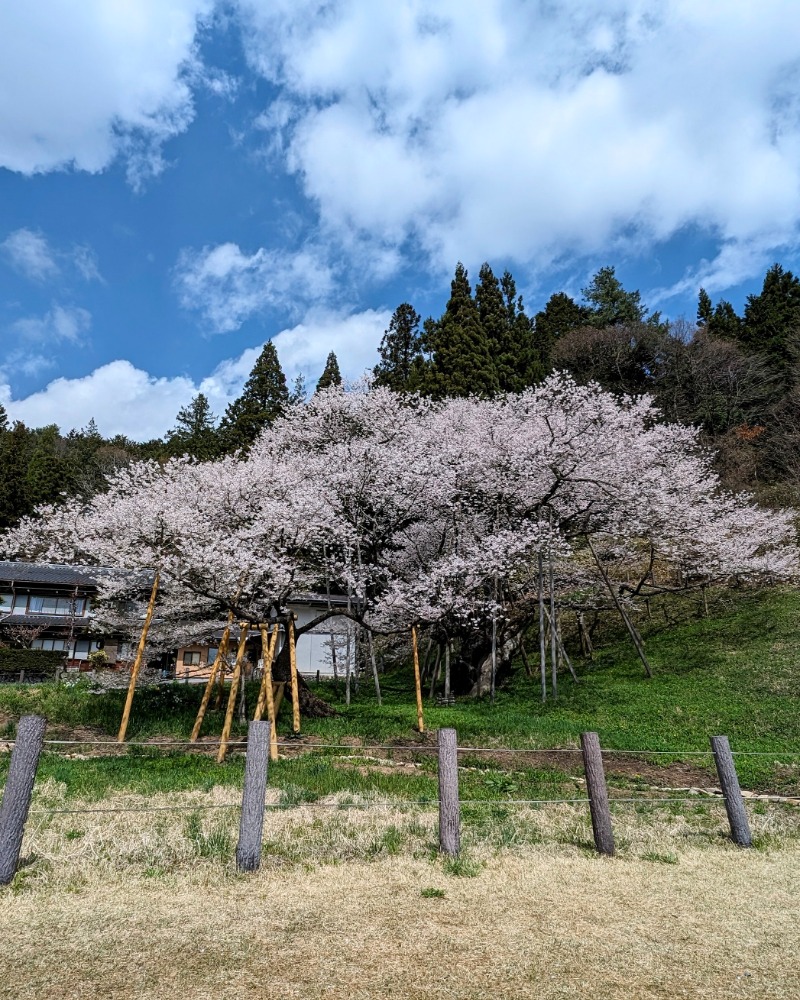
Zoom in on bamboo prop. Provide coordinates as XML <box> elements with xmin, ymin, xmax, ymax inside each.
<box><xmin>367</xmin><ymin>628</ymin><xmax>382</xmax><ymax>705</ymax></box>
<box><xmin>288</xmin><ymin>616</ymin><xmax>301</xmax><ymax>735</ymax></box>
<box><xmin>549</xmin><ymin>550</ymin><xmax>558</xmax><ymax>700</ymax></box>
<box><xmin>190</xmin><ymin>611</ymin><xmax>234</xmax><ymax>743</ymax></box>
<box><xmin>217</xmin><ymin>623</ymin><xmax>250</xmax><ymax>763</ymax></box>
<box><xmin>428</xmin><ymin>644</ymin><xmax>442</xmax><ymax>699</ymax></box>
<box><xmin>411</xmin><ymin>625</ymin><xmax>425</xmax><ymax>733</ymax></box>
<box><xmin>117</xmin><ymin>571</ymin><xmax>160</xmax><ymax>743</ymax></box>
<box><xmin>538</xmin><ymin>552</ymin><xmax>547</xmax><ymax>702</ymax></box>
<box><xmin>255</xmin><ymin>623</ymin><xmax>280</xmax><ymax>761</ymax></box>
<box><xmin>586</xmin><ymin>535</ymin><xmax>653</xmax><ymax>677</ymax></box>
<box><xmin>543</xmin><ymin>607</ymin><xmax>580</xmax><ymax>683</ymax></box>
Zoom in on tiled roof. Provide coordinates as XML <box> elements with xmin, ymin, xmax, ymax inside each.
<box><xmin>0</xmin><ymin>561</ymin><xmax>153</xmax><ymax>589</ymax></box>
<box><xmin>0</xmin><ymin>561</ymin><xmax>101</xmax><ymax>587</ymax></box>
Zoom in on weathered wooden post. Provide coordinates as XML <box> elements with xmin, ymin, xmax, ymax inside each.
<box><xmin>437</xmin><ymin>727</ymin><xmax>460</xmax><ymax>856</ymax></box>
<box><xmin>710</xmin><ymin>735</ymin><xmax>752</xmax><ymax>848</ymax></box>
<box><xmin>235</xmin><ymin>721</ymin><xmax>271</xmax><ymax>873</ymax></box>
<box><xmin>581</xmin><ymin>731</ymin><xmax>615</xmax><ymax>856</ymax></box>
<box><xmin>0</xmin><ymin>715</ymin><xmax>47</xmax><ymax>885</ymax></box>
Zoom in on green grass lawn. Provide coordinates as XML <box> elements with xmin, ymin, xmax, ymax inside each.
<box><xmin>1</xmin><ymin>585</ymin><xmax>799</xmax><ymax>793</ymax></box>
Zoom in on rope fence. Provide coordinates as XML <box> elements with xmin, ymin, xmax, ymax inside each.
<box><xmin>1</xmin><ymin>716</ymin><xmax>795</xmax><ymax>881</ymax></box>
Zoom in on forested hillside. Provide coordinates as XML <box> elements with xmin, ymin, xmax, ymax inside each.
<box><xmin>2</xmin><ymin>260</ymin><xmax>798</xmax><ymax>528</ymax></box>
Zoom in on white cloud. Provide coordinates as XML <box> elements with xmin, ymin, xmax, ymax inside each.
<box><xmin>236</xmin><ymin>0</ymin><xmax>800</xmax><ymax>290</ymax></box>
<box><xmin>175</xmin><ymin>242</ymin><xmax>336</xmax><ymax>332</ymax></box>
<box><xmin>0</xmin><ymin>1</ymin><xmax>213</xmax><ymax>181</ymax></box>
<box><xmin>0</xmin><ymin>309</ymin><xmax>388</xmax><ymax>437</ymax></box>
<box><xmin>1</xmin><ymin>229</ymin><xmax>60</xmax><ymax>281</ymax></box>
<box><xmin>0</xmin><ymin>361</ymin><xmax>199</xmax><ymax>440</ymax></box>
<box><xmin>10</xmin><ymin>305</ymin><xmax>92</xmax><ymax>345</ymax></box>
<box><xmin>270</xmin><ymin>308</ymin><xmax>391</xmax><ymax>385</ymax></box>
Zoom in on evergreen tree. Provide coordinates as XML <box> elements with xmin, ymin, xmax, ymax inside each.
<box><xmin>499</xmin><ymin>269</ymin><xmax>543</xmax><ymax>390</ymax></box>
<box><xmin>25</xmin><ymin>425</ymin><xmax>67</xmax><ymax>509</ymax></box>
<box><xmin>218</xmin><ymin>342</ymin><xmax>289</xmax><ymax>454</ymax></box>
<box><xmin>0</xmin><ymin>421</ymin><xmax>31</xmax><ymax>529</ymax></box>
<box><xmin>0</xmin><ymin>404</ymin><xmax>9</xmax><ymax>435</ymax></box>
<box><xmin>533</xmin><ymin>291</ymin><xmax>591</xmax><ymax>367</ymax></box>
<box><xmin>582</xmin><ymin>266</ymin><xmax>647</xmax><ymax>327</ymax></box>
<box><xmin>316</xmin><ymin>352</ymin><xmax>343</xmax><ymax>392</ymax></box>
<box><xmin>425</xmin><ymin>263</ymin><xmax>499</xmax><ymax>398</ymax></box>
<box><xmin>741</xmin><ymin>263</ymin><xmax>800</xmax><ymax>369</ymax></box>
<box><xmin>707</xmin><ymin>300</ymin><xmax>743</xmax><ymax>341</ymax></box>
<box><xmin>697</xmin><ymin>288</ymin><xmax>713</xmax><ymax>326</ymax></box>
<box><xmin>288</xmin><ymin>372</ymin><xmax>307</xmax><ymax>406</ymax></box>
<box><xmin>373</xmin><ymin>304</ymin><xmax>422</xmax><ymax>391</ymax></box>
<box><xmin>166</xmin><ymin>393</ymin><xmax>218</xmax><ymax>460</ymax></box>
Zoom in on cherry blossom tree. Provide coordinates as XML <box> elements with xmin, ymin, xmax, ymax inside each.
<box><xmin>2</xmin><ymin>376</ymin><xmax>797</xmax><ymax>710</ymax></box>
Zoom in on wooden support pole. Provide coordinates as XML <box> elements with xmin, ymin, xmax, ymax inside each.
<box><xmin>538</xmin><ymin>552</ymin><xmax>547</xmax><ymax>702</ymax></box>
<box><xmin>217</xmin><ymin>623</ymin><xmax>250</xmax><ymax>763</ymax></box>
<box><xmin>581</xmin><ymin>731</ymin><xmax>615</xmax><ymax>856</ymax></box>
<box><xmin>288</xmin><ymin>616</ymin><xmax>301</xmax><ymax>735</ymax></box>
<box><xmin>411</xmin><ymin>625</ymin><xmax>425</xmax><ymax>733</ymax></box>
<box><xmin>117</xmin><ymin>571</ymin><xmax>160</xmax><ymax>743</ymax></box>
<box><xmin>235</xmin><ymin>720</ymin><xmax>270</xmax><ymax>873</ymax></box>
<box><xmin>710</xmin><ymin>735</ymin><xmax>752</xmax><ymax>848</ymax></box>
<box><xmin>437</xmin><ymin>727</ymin><xmax>460</xmax><ymax>856</ymax></box>
<box><xmin>586</xmin><ymin>536</ymin><xmax>653</xmax><ymax>678</ymax></box>
<box><xmin>367</xmin><ymin>628</ymin><xmax>382</xmax><ymax>706</ymax></box>
<box><xmin>191</xmin><ymin>614</ymin><xmax>234</xmax><ymax>743</ymax></box>
<box><xmin>549</xmin><ymin>552</ymin><xmax>558</xmax><ymax>700</ymax></box>
<box><xmin>0</xmin><ymin>714</ymin><xmax>46</xmax><ymax>885</ymax></box>
<box><xmin>255</xmin><ymin>624</ymin><xmax>280</xmax><ymax>761</ymax></box>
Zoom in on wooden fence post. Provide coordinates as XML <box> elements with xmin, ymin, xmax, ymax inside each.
<box><xmin>710</xmin><ymin>735</ymin><xmax>752</xmax><ymax>848</ymax></box>
<box><xmin>437</xmin><ymin>727</ymin><xmax>460</xmax><ymax>856</ymax></box>
<box><xmin>0</xmin><ymin>715</ymin><xmax>47</xmax><ymax>885</ymax></box>
<box><xmin>235</xmin><ymin>721</ymin><xmax>271</xmax><ymax>873</ymax></box>
<box><xmin>581</xmin><ymin>731</ymin><xmax>615</xmax><ymax>856</ymax></box>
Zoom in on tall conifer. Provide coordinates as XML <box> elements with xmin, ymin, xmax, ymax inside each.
<box><xmin>373</xmin><ymin>304</ymin><xmax>422</xmax><ymax>391</ymax></box>
<box><xmin>218</xmin><ymin>342</ymin><xmax>288</xmax><ymax>454</ymax></box>
<box><xmin>316</xmin><ymin>352</ymin><xmax>343</xmax><ymax>392</ymax></box>
<box><xmin>427</xmin><ymin>263</ymin><xmax>498</xmax><ymax>398</ymax></box>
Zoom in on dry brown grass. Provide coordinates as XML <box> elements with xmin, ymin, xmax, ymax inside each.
<box><xmin>2</xmin><ymin>784</ymin><xmax>800</xmax><ymax>999</ymax></box>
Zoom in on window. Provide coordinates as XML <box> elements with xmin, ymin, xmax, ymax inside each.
<box><xmin>28</xmin><ymin>595</ymin><xmax>86</xmax><ymax>616</ymax></box>
<box><xmin>183</xmin><ymin>651</ymin><xmax>201</xmax><ymax>665</ymax></box>
<box><xmin>207</xmin><ymin>647</ymin><xmax>218</xmax><ymax>665</ymax></box>
<box><xmin>0</xmin><ymin>593</ymin><xmax>11</xmax><ymax>612</ymax></box>
<box><xmin>32</xmin><ymin>638</ymin><xmax>67</xmax><ymax>651</ymax></box>
<box><xmin>73</xmin><ymin>639</ymin><xmax>99</xmax><ymax>660</ymax></box>
<box><xmin>12</xmin><ymin>594</ymin><xmax>27</xmax><ymax>612</ymax></box>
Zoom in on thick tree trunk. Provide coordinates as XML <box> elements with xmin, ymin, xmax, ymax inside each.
<box><xmin>272</xmin><ymin>640</ymin><xmax>337</xmax><ymax>718</ymax></box>
<box><xmin>467</xmin><ymin>634</ymin><xmax>517</xmax><ymax>698</ymax></box>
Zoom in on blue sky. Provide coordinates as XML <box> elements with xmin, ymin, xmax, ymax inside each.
<box><xmin>2</xmin><ymin>1</ymin><xmax>800</xmax><ymax>439</ymax></box>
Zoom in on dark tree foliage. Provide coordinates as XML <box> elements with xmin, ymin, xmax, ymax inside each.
<box><xmin>218</xmin><ymin>341</ymin><xmax>289</xmax><ymax>454</ymax></box>
<box><xmin>165</xmin><ymin>393</ymin><xmax>218</xmax><ymax>461</ymax></box>
<box><xmin>0</xmin><ymin>422</ymin><xmax>32</xmax><ymax>530</ymax></box>
<box><xmin>316</xmin><ymin>351</ymin><xmax>343</xmax><ymax>392</ymax></box>
<box><xmin>741</xmin><ymin>264</ymin><xmax>800</xmax><ymax>371</ymax></box>
<box><xmin>533</xmin><ymin>292</ymin><xmax>592</xmax><ymax>366</ymax></box>
<box><xmin>582</xmin><ymin>266</ymin><xmax>649</xmax><ymax>327</ymax></box>
<box><xmin>697</xmin><ymin>288</ymin><xmax>713</xmax><ymax>326</ymax></box>
<box><xmin>288</xmin><ymin>372</ymin><xmax>307</xmax><ymax>406</ymax></box>
<box><xmin>424</xmin><ymin>263</ymin><xmax>499</xmax><ymax>398</ymax></box>
<box><xmin>373</xmin><ymin>303</ymin><xmax>423</xmax><ymax>391</ymax></box>
<box><xmin>26</xmin><ymin>425</ymin><xmax>70</xmax><ymax>509</ymax></box>
<box><xmin>476</xmin><ymin>264</ymin><xmax>540</xmax><ymax>392</ymax></box>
